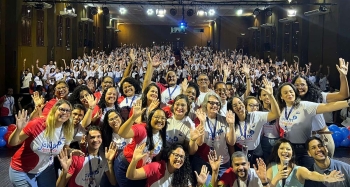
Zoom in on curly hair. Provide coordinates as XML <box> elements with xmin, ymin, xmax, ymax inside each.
<box><xmin>68</xmin><ymin>85</ymin><xmax>93</xmax><ymax>106</ymax></box>
<box><xmin>101</xmin><ymin>109</ymin><xmax>124</xmax><ymax>149</ymax></box>
<box><xmin>291</xmin><ymin>74</ymin><xmax>323</xmax><ymax>103</ymax></box>
<box><xmin>187</xmin><ymin>81</ymin><xmax>200</xmax><ymax>99</ymax></box>
<box><xmin>145</xmin><ymin>108</ymin><xmax>167</xmax><ymax>152</ymax></box>
<box><xmin>119</xmin><ymin>77</ymin><xmax>142</xmax><ymax>97</ymax></box>
<box><xmin>162</xmin><ymin>144</ymin><xmax>194</xmax><ymax>187</ymax></box>
<box><xmin>266</xmin><ymin>138</ymin><xmax>296</xmax><ymax>167</ymax></box>
<box><xmin>97</xmin><ymin>87</ymin><xmax>120</xmax><ymax>112</ymax></box>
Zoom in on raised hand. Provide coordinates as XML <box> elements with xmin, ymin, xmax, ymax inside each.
<box><xmin>151</xmin><ymin>53</ymin><xmax>162</xmax><ymax>68</ymax></box>
<box><xmin>194</xmin><ymin>165</ymin><xmax>209</xmax><ymax>186</ymax></box>
<box><xmin>132</xmin><ymin>143</ymin><xmax>148</xmax><ymax>162</ymax></box>
<box><xmin>195</xmin><ymin>108</ymin><xmax>207</xmax><ymax>123</ymax></box>
<box><xmin>132</xmin><ymin>100</ymin><xmax>146</xmax><ymax>119</ymax></box>
<box><xmin>208</xmin><ymin>150</ymin><xmax>222</xmax><ymax>172</ymax></box>
<box><xmin>129</xmin><ymin>48</ymin><xmax>135</xmax><ymax>62</ymax></box>
<box><xmin>242</xmin><ymin>63</ymin><xmax>250</xmax><ymax>75</ymax></box>
<box><xmin>181</xmin><ymin>78</ymin><xmax>188</xmax><ymax>92</ymax></box>
<box><xmin>149</xmin><ymin>99</ymin><xmax>160</xmax><ymax>112</ymax></box>
<box><xmin>58</xmin><ymin>148</ymin><xmax>72</xmax><ymax>172</ymax></box>
<box><xmin>105</xmin><ymin>141</ymin><xmax>118</xmax><ymax>162</ymax></box>
<box><xmin>325</xmin><ymin>170</ymin><xmax>345</xmax><ymax>182</ymax></box>
<box><xmin>261</xmin><ymin>78</ymin><xmax>273</xmax><ymax>96</ymax></box>
<box><xmin>253</xmin><ymin>158</ymin><xmax>267</xmax><ymax>181</ymax></box>
<box><xmin>91</xmin><ymin>109</ymin><xmax>102</xmax><ymax>122</ymax></box>
<box><xmin>190</xmin><ymin>125</ymin><xmax>205</xmax><ymax>141</ymax></box>
<box><xmin>15</xmin><ymin>109</ymin><xmax>29</xmax><ymax>130</ymax></box>
<box><xmin>226</xmin><ymin>110</ymin><xmax>235</xmax><ymax>125</ymax></box>
<box><xmin>336</xmin><ymin>58</ymin><xmax>349</xmax><ymax>76</ymax></box>
<box><xmin>223</xmin><ymin>64</ymin><xmax>231</xmax><ymax>77</ymax></box>
<box><xmin>85</xmin><ymin>94</ymin><xmax>97</xmax><ymax>109</ymax></box>
<box><xmin>31</xmin><ymin>91</ymin><xmax>45</xmax><ymax>108</ymax></box>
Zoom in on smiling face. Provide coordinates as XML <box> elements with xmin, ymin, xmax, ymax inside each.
<box><xmin>232</xmin><ymin>97</ymin><xmax>245</xmax><ymax>116</ymax></box>
<box><xmin>55</xmin><ymin>103</ymin><xmax>72</xmax><ymax>123</ymax></box>
<box><xmin>101</xmin><ymin>77</ymin><xmax>113</xmax><ymax>92</ymax></box>
<box><xmin>259</xmin><ymin>89</ymin><xmax>271</xmax><ymax>105</ymax></box>
<box><xmin>173</xmin><ymin>99</ymin><xmax>188</xmax><ymax>119</ymax></box>
<box><xmin>184</xmin><ymin>87</ymin><xmax>196</xmax><ymax>103</ymax></box>
<box><xmin>294</xmin><ymin>77</ymin><xmax>308</xmax><ymax>97</ymax></box>
<box><xmin>150</xmin><ymin>110</ymin><xmax>166</xmax><ymax>131</ymax></box>
<box><xmin>108</xmin><ymin>112</ymin><xmax>122</xmax><ymax>130</ymax></box>
<box><xmin>197</xmin><ymin>75</ymin><xmax>209</xmax><ymax>89</ymax></box>
<box><xmin>215</xmin><ymin>83</ymin><xmax>227</xmax><ymax>102</ymax></box>
<box><xmin>246</xmin><ymin>98</ymin><xmax>259</xmax><ymax>112</ymax></box>
<box><xmin>280</xmin><ymin>85</ymin><xmax>296</xmax><ymax>104</ymax></box>
<box><xmin>105</xmin><ymin>87</ymin><xmax>117</xmax><ymax>105</ymax></box>
<box><xmin>79</xmin><ymin>90</ymin><xmax>90</xmax><ymax>106</ymax></box>
<box><xmin>55</xmin><ymin>83</ymin><xmax>69</xmax><ymax>99</ymax></box>
<box><xmin>87</xmin><ymin>130</ymin><xmax>102</xmax><ymax>151</ymax></box>
<box><xmin>278</xmin><ymin>142</ymin><xmax>293</xmax><ymax>162</ymax></box>
<box><xmin>232</xmin><ymin>157</ymin><xmax>250</xmax><ymax>180</ymax></box>
<box><xmin>206</xmin><ymin>96</ymin><xmax>221</xmax><ymax>115</ymax></box>
<box><xmin>72</xmin><ymin>109</ymin><xmax>84</xmax><ymax>126</ymax></box>
<box><xmin>166</xmin><ymin>71</ymin><xmax>177</xmax><ymax>87</ymax></box>
<box><xmin>307</xmin><ymin>139</ymin><xmax>328</xmax><ymax>162</ymax></box>
<box><xmin>146</xmin><ymin>86</ymin><xmax>159</xmax><ymax>102</ymax></box>
<box><xmin>169</xmin><ymin>147</ymin><xmax>185</xmax><ymax>169</ymax></box>
<box><xmin>122</xmin><ymin>81</ymin><xmax>135</xmax><ymax>97</ymax></box>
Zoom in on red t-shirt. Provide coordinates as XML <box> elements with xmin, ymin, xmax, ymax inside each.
<box><xmin>42</xmin><ymin>98</ymin><xmax>58</xmax><ymax>116</ymax></box>
<box><xmin>10</xmin><ymin>118</ymin><xmax>69</xmax><ymax>173</ymax></box>
<box><xmin>219</xmin><ymin>167</ymin><xmax>237</xmax><ymax>187</ymax></box>
<box><xmin>94</xmin><ymin>91</ymin><xmax>102</xmax><ymax>102</ymax></box>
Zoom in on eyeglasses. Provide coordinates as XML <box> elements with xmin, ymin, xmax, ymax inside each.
<box><xmin>294</xmin><ymin>83</ymin><xmax>306</xmax><ymax>88</ymax></box>
<box><xmin>171</xmin><ymin>152</ymin><xmax>185</xmax><ymax>160</ymax></box>
<box><xmin>153</xmin><ymin>116</ymin><xmax>167</xmax><ymax>121</ymax></box>
<box><xmin>208</xmin><ymin>101</ymin><xmax>221</xmax><ymax>106</ymax></box>
<box><xmin>248</xmin><ymin>103</ymin><xmax>260</xmax><ymax>108</ymax></box>
<box><xmin>58</xmin><ymin>107</ymin><xmax>71</xmax><ymax>114</ymax></box>
<box><xmin>55</xmin><ymin>86</ymin><xmax>67</xmax><ymax>91</ymax></box>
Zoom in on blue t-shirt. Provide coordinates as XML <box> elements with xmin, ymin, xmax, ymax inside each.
<box><xmin>272</xmin><ymin>163</ymin><xmax>303</xmax><ymax>187</ymax></box>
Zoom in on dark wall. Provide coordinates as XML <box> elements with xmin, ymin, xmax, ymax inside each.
<box><xmin>117</xmin><ymin>24</ymin><xmax>211</xmax><ymax>47</ymax></box>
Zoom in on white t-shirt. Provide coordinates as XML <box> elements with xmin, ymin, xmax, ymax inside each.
<box><xmin>118</xmin><ymin>95</ymin><xmax>141</xmax><ymax>108</ymax></box>
<box><xmin>235</xmin><ymin>112</ymin><xmax>268</xmax><ymax>150</ymax></box>
<box><xmin>279</xmin><ymin>101</ymin><xmax>319</xmax><ymax>143</ymax></box>
<box><xmin>22</xmin><ymin>73</ymin><xmax>32</xmax><ymax>88</ymax></box>
<box><xmin>311</xmin><ymin>92</ymin><xmax>328</xmax><ymax>131</ymax></box>
<box><xmin>196</xmin><ymin>90</ymin><xmax>212</xmax><ymax>106</ymax></box>
<box><xmin>166</xmin><ymin>116</ymin><xmax>195</xmax><ymax>146</ymax></box>
<box><xmin>112</xmin><ymin>132</ymin><xmax>131</xmax><ymax>151</ymax></box>
<box><xmin>161</xmin><ymin>85</ymin><xmax>181</xmax><ymax>104</ymax></box>
<box><xmin>233</xmin><ymin>168</ymin><xmax>263</xmax><ymax>187</ymax></box>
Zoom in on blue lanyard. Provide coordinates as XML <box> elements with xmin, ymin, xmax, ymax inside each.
<box><xmin>238</xmin><ymin>121</ymin><xmax>247</xmax><ymax>139</ymax></box>
<box><xmin>284</xmin><ymin>105</ymin><xmax>294</xmax><ymax>120</ymax></box>
<box><xmin>206</xmin><ymin>117</ymin><xmax>217</xmax><ymax>149</ymax></box>
<box><xmin>50</xmin><ymin>128</ymin><xmax>63</xmax><ymax>156</ymax></box>
<box><xmin>125</xmin><ymin>95</ymin><xmax>136</xmax><ymax>108</ymax></box>
<box><xmin>88</xmin><ymin>152</ymin><xmax>101</xmax><ymax>179</ymax></box>
<box><xmin>167</xmin><ymin>85</ymin><xmax>178</xmax><ymax>100</ymax></box>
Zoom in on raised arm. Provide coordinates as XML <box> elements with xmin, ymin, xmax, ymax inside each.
<box><xmin>208</xmin><ymin>150</ymin><xmax>223</xmax><ymax>187</ymax></box>
<box><xmin>142</xmin><ymin>53</ymin><xmax>161</xmax><ymax>92</ymax></box>
<box><xmin>56</xmin><ymin>148</ymin><xmax>73</xmax><ymax>187</ymax></box>
<box><xmin>80</xmin><ymin>94</ymin><xmax>98</xmax><ymax>128</ymax></box>
<box><xmin>8</xmin><ymin>110</ymin><xmax>29</xmax><ymax>146</ymax></box>
<box><xmin>195</xmin><ymin>108</ymin><xmax>207</xmax><ymax>146</ymax></box>
<box><xmin>316</xmin><ymin>100</ymin><xmax>349</xmax><ymax>114</ymax></box>
<box><xmin>117</xmin><ymin>100</ymin><xmax>145</xmax><ymax>138</ymax></box>
<box><xmin>225</xmin><ymin>110</ymin><xmax>236</xmax><ymax>146</ymax></box>
<box><xmin>326</xmin><ymin>58</ymin><xmax>349</xmax><ymax>102</ymax></box>
<box><xmin>242</xmin><ymin>63</ymin><xmax>251</xmax><ymax>98</ymax></box>
<box><xmin>262</xmin><ymin>78</ymin><xmax>280</xmax><ymax>122</ymax></box>
<box><xmin>296</xmin><ymin>167</ymin><xmax>344</xmax><ymax>183</ymax></box>
<box><xmin>126</xmin><ymin>143</ymin><xmax>148</xmax><ymax>180</ymax></box>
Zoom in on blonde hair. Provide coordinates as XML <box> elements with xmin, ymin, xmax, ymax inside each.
<box><xmin>45</xmin><ymin>100</ymin><xmax>74</xmax><ymax>142</ymax></box>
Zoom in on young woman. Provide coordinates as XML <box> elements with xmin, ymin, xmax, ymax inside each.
<box><xmin>8</xmin><ymin>100</ymin><xmax>74</xmax><ymax>187</ymax></box>
<box><xmin>96</xmin><ymin>87</ymin><xmax>120</xmax><ymax>126</ymax></box>
<box><xmin>118</xmin><ymin>77</ymin><xmax>142</xmax><ymax>108</ymax></box>
<box><xmin>127</xmin><ymin>143</ymin><xmax>208</xmax><ymax>187</ymax></box>
<box><xmin>165</xmin><ymin>94</ymin><xmax>204</xmax><ymax>155</ymax></box>
<box><xmin>115</xmin><ymin>100</ymin><xmax>167</xmax><ymax>186</ymax></box>
<box><xmin>181</xmin><ymin>81</ymin><xmax>200</xmax><ymax>121</ymax></box>
<box><xmin>276</xmin><ymin>82</ymin><xmax>350</xmax><ymax>168</ymax></box>
<box><xmin>257</xmin><ymin>87</ymin><xmax>281</xmax><ymax>161</ymax></box>
<box><xmin>265</xmin><ymin>138</ymin><xmax>344</xmax><ymax>187</ymax></box>
<box><xmin>229</xmin><ymin>78</ymin><xmax>280</xmax><ymax>166</ymax></box>
<box><xmin>70</xmin><ymin>104</ymin><xmax>86</xmax><ymax>149</ymax></box>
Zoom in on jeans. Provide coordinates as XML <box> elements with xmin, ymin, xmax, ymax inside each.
<box><xmin>9</xmin><ymin>165</ymin><xmax>56</xmax><ymax>187</ymax></box>
<box><xmin>114</xmin><ymin>152</ymin><xmax>146</xmax><ymax>187</ymax></box>
<box><xmin>191</xmin><ymin>154</ymin><xmax>230</xmax><ymax>186</ymax></box>
<box><xmin>261</xmin><ymin>136</ymin><xmax>279</xmax><ymax>162</ymax></box>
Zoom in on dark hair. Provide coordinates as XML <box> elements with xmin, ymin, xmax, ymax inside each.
<box><xmin>171</xmin><ymin>94</ymin><xmax>191</xmax><ymax>116</ymax></box>
<box><xmin>119</xmin><ymin>77</ymin><xmax>142</xmax><ymax>97</ymax></box>
<box><xmin>72</xmin><ymin>104</ymin><xmax>87</xmax><ymax>114</ymax></box>
<box><xmin>244</xmin><ymin>96</ymin><xmax>262</xmax><ymax>111</ymax></box>
<box><xmin>86</xmin><ymin>125</ymin><xmax>102</xmax><ymax>136</ymax></box>
<box><xmin>305</xmin><ymin>136</ymin><xmax>324</xmax><ymax>151</ymax></box>
<box><xmin>214</xmin><ymin>81</ymin><xmax>226</xmax><ymax>90</ymax></box>
<box><xmin>228</xmin><ymin>96</ymin><xmax>248</xmax><ymax>126</ymax></box>
<box><xmin>276</xmin><ymin>82</ymin><xmax>301</xmax><ymax>110</ymax></box>
<box><xmin>101</xmin><ymin>109</ymin><xmax>124</xmax><ymax>149</ymax></box>
<box><xmin>141</xmin><ymin>83</ymin><xmax>161</xmax><ymax>122</ymax></box>
<box><xmin>187</xmin><ymin>81</ymin><xmax>200</xmax><ymax>98</ymax></box>
<box><xmin>68</xmin><ymin>85</ymin><xmax>94</xmax><ymax>106</ymax></box>
<box><xmin>97</xmin><ymin>87</ymin><xmax>120</xmax><ymax>112</ymax></box>
<box><xmin>163</xmin><ymin>144</ymin><xmax>193</xmax><ymax>187</ymax></box>
<box><xmin>266</xmin><ymin>138</ymin><xmax>296</xmax><ymax>166</ymax></box>
<box><xmin>291</xmin><ymin>74</ymin><xmax>323</xmax><ymax>103</ymax></box>
<box><xmin>145</xmin><ymin>108</ymin><xmax>167</xmax><ymax>152</ymax></box>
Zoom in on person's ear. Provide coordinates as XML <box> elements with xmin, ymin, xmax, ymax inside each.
<box><xmin>307</xmin><ymin>150</ymin><xmax>311</xmax><ymax>157</ymax></box>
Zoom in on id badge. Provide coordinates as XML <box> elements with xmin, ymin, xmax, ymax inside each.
<box><xmin>242</xmin><ymin>145</ymin><xmax>248</xmax><ymax>157</ymax></box>
<box><xmin>48</xmin><ymin>155</ymin><xmax>54</xmax><ymax>165</ymax></box>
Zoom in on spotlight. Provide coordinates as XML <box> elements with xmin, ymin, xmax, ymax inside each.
<box><xmin>147</xmin><ymin>9</ymin><xmax>154</xmax><ymax>15</ymax></box>
<box><xmin>208</xmin><ymin>9</ymin><xmax>215</xmax><ymax>16</ymax></box>
<box><xmin>236</xmin><ymin>9</ymin><xmax>243</xmax><ymax>16</ymax></box>
<box><xmin>156</xmin><ymin>9</ymin><xmax>166</xmax><ymax>17</ymax></box>
<box><xmin>187</xmin><ymin>9</ymin><xmax>194</xmax><ymax>17</ymax></box>
<box><xmin>253</xmin><ymin>8</ymin><xmax>260</xmax><ymax>16</ymax></box>
<box><xmin>91</xmin><ymin>7</ymin><xmax>98</xmax><ymax>15</ymax></box>
<box><xmin>197</xmin><ymin>8</ymin><xmax>206</xmax><ymax>16</ymax></box>
<box><xmin>266</xmin><ymin>8</ymin><xmax>272</xmax><ymax>16</ymax></box>
<box><xmin>98</xmin><ymin>7</ymin><xmax>103</xmax><ymax>14</ymax></box>
<box><xmin>287</xmin><ymin>8</ymin><xmax>296</xmax><ymax>17</ymax></box>
<box><xmin>102</xmin><ymin>7</ymin><xmax>109</xmax><ymax>15</ymax></box>
<box><xmin>170</xmin><ymin>8</ymin><xmax>177</xmax><ymax>16</ymax></box>
<box><xmin>119</xmin><ymin>8</ymin><xmax>127</xmax><ymax>14</ymax></box>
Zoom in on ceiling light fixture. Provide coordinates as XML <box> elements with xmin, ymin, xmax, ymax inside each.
<box><xmin>236</xmin><ymin>9</ymin><xmax>243</xmax><ymax>16</ymax></box>
<box><xmin>197</xmin><ymin>8</ymin><xmax>206</xmax><ymax>16</ymax></box>
<box><xmin>253</xmin><ymin>8</ymin><xmax>260</xmax><ymax>16</ymax></box>
<box><xmin>156</xmin><ymin>9</ymin><xmax>166</xmax><ymax>17</ymax></box>
<box><xmin>287</xmin><ymin>8</ymin><xmax>296</xmax><ymax>17</ymax></box>
<box><xmin>208</xmin><ymin>9</ymin><xmax>215</xmax><ymax>16</ymax></box>
<box><xmin>147</xmin><ymin>9</ymin><xmax>154</xmax><ymax>15</ymax></box>
<box><xmin>119</xmin><ymin>7</ymin><xmax>127</xmax><ymax>14</ymax></box>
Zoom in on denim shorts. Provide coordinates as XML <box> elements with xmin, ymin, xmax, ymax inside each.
<box><xmin>9</xmin><ymin>164</ymin><xmax>56</xmax><ymax>187</ymax></box>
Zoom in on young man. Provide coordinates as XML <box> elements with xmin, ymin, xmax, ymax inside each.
<box><xmin>56</xmin><ymin>126</ymin><xmax>117</xmax><ymax>187</ymax></box>
<box><xmin>305</xmin><ymin>136</ymin><xmax>350</xmax><ymax>187</ymax></box>
<box><xmin>210</xmin><ymin>151</ymin><xmax>265</xmax><ymax>187</ymax></box>
<box><xmin>0</xmin><ymin>88</ymin><xmax>16</xmax><ymax>126</ymax></box>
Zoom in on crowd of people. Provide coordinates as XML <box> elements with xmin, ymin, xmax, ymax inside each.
<box><xmin>2</xmin><ymin>45</ymin><xmax>350</xmax><ymax>187</ymax></box>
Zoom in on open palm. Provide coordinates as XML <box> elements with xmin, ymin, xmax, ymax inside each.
<box><xmin>58</xmin><ymin>148</ymin><xmax>72</xmax><ymax>172</ymax></box>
